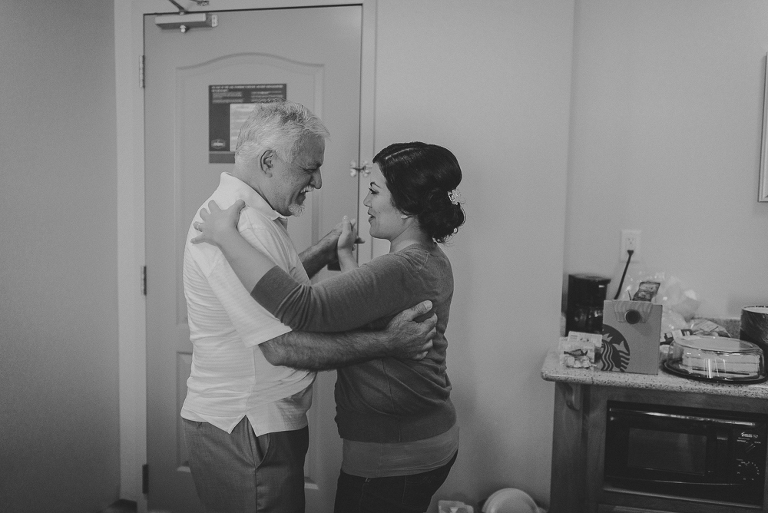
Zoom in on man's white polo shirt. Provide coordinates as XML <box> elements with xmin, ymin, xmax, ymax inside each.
<box><xmin>181</xmin><ymin>172</ymin><xmax>315</xmax><ymax>435</ymax></box>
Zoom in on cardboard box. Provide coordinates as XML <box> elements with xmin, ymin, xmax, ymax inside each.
<box><xmin>600</xmin><ymin>300</ymin><xmax>662</xmax><ymax>374</ymax></box>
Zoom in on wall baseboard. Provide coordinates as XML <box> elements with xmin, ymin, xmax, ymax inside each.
<box><xmin>101</xmin><ymin>499</ymin><xmax>137</xmax><ymax>513</ymax></box>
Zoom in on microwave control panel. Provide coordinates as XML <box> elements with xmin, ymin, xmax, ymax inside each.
<box><xmin>734</xmin><ymin>429</ymin><xmax>766</xmax><ymax>482</ymax></box>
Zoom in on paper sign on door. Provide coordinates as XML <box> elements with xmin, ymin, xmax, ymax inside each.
<box><xmin>209</xmin><ymin>84</ymin><xmax>287</xmax><ymax>163</ymax></box>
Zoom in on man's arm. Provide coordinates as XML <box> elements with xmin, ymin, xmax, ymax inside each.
<box><xmin>336</xmin><ymin>216</ymin><xmax>359</xmax><ymax>273</ymax></box>
<box><xmin>299</xmin><ymin>218</ymin><xmax>361</xmax><ymax>278</ymax></box>
<box><xmin>299</xmin><ymin>226</ymin><xmax>341</xmax><ymax>279</ymax></box>
<box><xmin>260</xmin><ymin>300</ymin><xmax>437</xmax><ymax>370</ymax></box>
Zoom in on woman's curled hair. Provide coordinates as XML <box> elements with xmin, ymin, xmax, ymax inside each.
<box><xmin>373</xmin><ymin>142</ymin><xmax>466</xmax><ymax>243</ymax></box>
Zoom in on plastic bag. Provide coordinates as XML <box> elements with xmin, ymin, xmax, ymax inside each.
<box><xmin>656</xmin><ymin>276</ymin><xmax>701</xmax><ymax>322</ymax></box>
<box><xmin>614</xmin><ymin>272</ymin><xmax>708</xmax><ymax>342</ymax></box>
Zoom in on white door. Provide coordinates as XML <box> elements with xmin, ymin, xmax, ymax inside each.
<box><xmin>144</xmin><ymin>6</ymin><xmax>362</xmax><ymax>512</ymax></box>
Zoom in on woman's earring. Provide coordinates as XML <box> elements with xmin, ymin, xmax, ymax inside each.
<box><xmin>400</xmin><ymin>214</ymin><xmax>409</xmax><ymax>219</ymax></box>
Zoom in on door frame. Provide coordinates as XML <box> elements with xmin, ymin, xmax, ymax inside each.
<box><xmin>114</xmin><ymin>1</ymin><xmax>377</xmax><ymax>509</ymax></box>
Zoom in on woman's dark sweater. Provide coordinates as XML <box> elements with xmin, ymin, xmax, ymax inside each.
<box><xmin>251</xmin><ymin>243</ymin><xmax>456</xmax><ymax>443</ymax></box>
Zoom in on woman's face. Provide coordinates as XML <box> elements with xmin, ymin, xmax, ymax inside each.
<box><xmin>363</xmin><ymin>164</ymin><xmax>409</xmax><ymax>241</ymax></box>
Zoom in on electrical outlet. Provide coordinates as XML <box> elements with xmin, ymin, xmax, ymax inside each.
<box><xmin>620</xmin><ymin>229</ymin><xmax>641</xmax><ymax>262</ymax></box>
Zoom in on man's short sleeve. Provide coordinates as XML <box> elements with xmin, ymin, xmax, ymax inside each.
<box><xmin>202</xmin><ymin>208</ymin><xmax>308</xmax><ymax>348</ymax></box>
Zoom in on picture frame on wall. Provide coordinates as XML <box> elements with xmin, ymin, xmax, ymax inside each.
<box><xmin>760</xmin><ymin>53</ymin><xmax>768</xmax><ymax>202</ymax></box>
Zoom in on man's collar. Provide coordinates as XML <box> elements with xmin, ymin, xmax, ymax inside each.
<box><xmin>219</xmin><ymin>172</ymin><xmax>286</xmax><ymax>222</ymax></box>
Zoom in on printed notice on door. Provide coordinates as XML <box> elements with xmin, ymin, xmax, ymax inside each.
<box><xmin>209</xmin><ymin>84</ymin><xmax>287</xmax><ymax>163</ymax></box>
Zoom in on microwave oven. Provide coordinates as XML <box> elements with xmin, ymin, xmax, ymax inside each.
<box><xmin>604</xmin><ymin>401</ymin><xmax>768</xmax><ymax>506</ymax></box>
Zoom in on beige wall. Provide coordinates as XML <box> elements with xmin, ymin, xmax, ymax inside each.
<box><xmin>0</xmin><ymin>1</ymin><xmax>120</xmax><ymax>511</ymax></box>
<box><xmin>375</xmin><ymin>1</ymin><xmax>575</xmax><ymax>508</ymax></box>
<box><xmin>565</xmin><ymin>0</ymin><xmax>768</xmax><ymax>318</ymax></box>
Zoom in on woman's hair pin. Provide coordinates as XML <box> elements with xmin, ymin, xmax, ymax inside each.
<box><xmin>448</xmin><ymin>189</ymin><xmax>462</xmax><ymax>205</ymax></box>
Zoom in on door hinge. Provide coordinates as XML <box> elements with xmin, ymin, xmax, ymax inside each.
<box><xmin>142</xmin><ymin>463</ymin><xmax>149</xmax><ymax>494</ymax></box>
<box><xmin>139</xmin><ymin>55</ymin><xmax>145</xmax><ymax>89</ymax></box>
<box><xmin>141</xmin><ymin>266</ymin><xmax>147</xmax><ymax>296</ymax></box>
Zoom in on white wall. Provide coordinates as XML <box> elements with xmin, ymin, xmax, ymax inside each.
<box><xmin>565</xmin><ymin>0</ymin><xmax>768</xmax><ymax>318</ymax></box>
<box><xmin>0</xmin><ymin>1</ymin><xmax>120</xmax><ymax>512</ymax></box>
<box><xmin>375</xmin><ymin>1</ymin><xmax>575</xmax><ymax>508</ymax></box>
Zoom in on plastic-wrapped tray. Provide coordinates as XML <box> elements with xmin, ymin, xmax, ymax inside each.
<box><xmin>662</xmin><ymin>336</ymin><xmax>767</xmax><ymax>383</ymax></box>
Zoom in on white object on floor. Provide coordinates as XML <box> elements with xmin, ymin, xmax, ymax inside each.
<box><xmin>481</xmin><ymin>488</ymin><xmax>546</xmax><ymax>513</ymax></box>
<box><xmin>438</xmin><ymin>500</ymin><xmax>474</xmax><ymax>513</ymax></box>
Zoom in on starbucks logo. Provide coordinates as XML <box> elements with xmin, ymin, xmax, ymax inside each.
<box><xmin>601</xmin><ymin>325</ymin><xmax>630</xmax><ymax>372</ymax></box>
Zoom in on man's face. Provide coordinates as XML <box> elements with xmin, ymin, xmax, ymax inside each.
<box><xmin>269</xmin><ymin>135</ymin><xmax>325</xmax><ymax>217</ymax></box>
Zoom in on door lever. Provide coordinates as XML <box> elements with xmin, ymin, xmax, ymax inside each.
<box><xmin>350</xmin><ymin>160</ymin><xmax>371</xmax><ymax>177</ymax></box>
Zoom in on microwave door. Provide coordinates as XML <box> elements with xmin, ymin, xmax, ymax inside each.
<box><xmin>605</xmin><ymin>409</ymin><xmax>715</xmax><ymax>484</ymax></box>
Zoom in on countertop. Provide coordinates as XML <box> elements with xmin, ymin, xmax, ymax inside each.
<box><xmin>541</xmin><ymin>345</ymin><xmax>768</xmax><ymax>400</ymax></box>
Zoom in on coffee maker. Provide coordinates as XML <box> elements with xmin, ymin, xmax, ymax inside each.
<box><xmin>565</xmin><ymin>273</ymin><xmax>611</xmax><ymax>335</ymax></box>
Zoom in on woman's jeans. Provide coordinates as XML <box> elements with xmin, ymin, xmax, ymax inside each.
<box><xmin>333</xmin><ymin>451</ymin><xmax>457</xmax><ymax>513</ymax></box>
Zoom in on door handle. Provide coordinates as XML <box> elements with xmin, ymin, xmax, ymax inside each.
<box><xmin>350</xmin><ymin>160</ymin><xmax>371</xmax><ymax>177</ymax></box>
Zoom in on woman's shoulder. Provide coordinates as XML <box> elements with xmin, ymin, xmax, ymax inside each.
<box><xmin>402</xmin><ymin>242</ymin><xmax>450</xmax><ymax>261</ymax></box>
<box><xmin>381</xmin><ymin>243</ymin><xmax>451</xmax><ymax>275</ymax></box>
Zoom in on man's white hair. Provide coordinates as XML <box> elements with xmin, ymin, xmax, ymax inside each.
<box><xmin>234</xmin><ymin>101</ymin><xmax>329</xmax><ymax>166</ymax></box>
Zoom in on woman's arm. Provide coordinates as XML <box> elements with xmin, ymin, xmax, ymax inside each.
<box><xmin>253</xmin><ymin>253</ymin><xmax>422</xmax><ymax>332</ymax></box>
<box><xmin>193</xmin><ymin>200</ymin><xmax>430</xmax><ymax>333</ymax></box>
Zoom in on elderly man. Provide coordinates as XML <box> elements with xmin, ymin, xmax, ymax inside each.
<box><xmin>181</xmin><ymin>101</ymin><xmax>436</xmax><ymax>513</ymax></box>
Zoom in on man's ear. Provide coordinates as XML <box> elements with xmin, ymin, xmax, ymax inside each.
<box><xmin>260</xmin><ymin>150</ymin><xmax>275</xmax><ymax>176</ymax></box>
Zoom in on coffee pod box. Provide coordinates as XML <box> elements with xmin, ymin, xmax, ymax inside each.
<box><xmin>601</xmin><ymin>300</ymin><xmax>662</xmax><ymax>375</ymax></box>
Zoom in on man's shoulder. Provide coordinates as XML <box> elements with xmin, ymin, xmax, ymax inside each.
<box><xmin>204</xmin><ymin>185</ymin><xmax>284</xmax><ymax>239</ymax></box>
<box><xmin>239</xmin><ymin>205</ymin><xmax>278</xmax><ymax>230</ymax></box>
<box><xmin>238</xmin><ymin>208</ymin><xmax>308</xmax><ymax>280</ymax></box>
<box><xmin>237</xmin><ymin>207</ymin><xmax>292</xmax><ymax>250</ymax></box>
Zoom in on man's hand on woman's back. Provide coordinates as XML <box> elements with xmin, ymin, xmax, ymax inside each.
<box><xmin>385</xmin><ymin>300</ymin><xmax>437</xmax><ymax>360</ymax></box>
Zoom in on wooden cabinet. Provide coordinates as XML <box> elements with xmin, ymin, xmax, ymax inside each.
<box><xmin>548</xmin><ymin>382</ymin><xmax>768</xmax><ymax>513</ymax></box>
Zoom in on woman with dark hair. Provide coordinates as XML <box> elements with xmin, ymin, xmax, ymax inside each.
<box><xmin>192</xmin><ymin>141</ymin><xmax>465</xmax><ymax>513</ymax></box>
